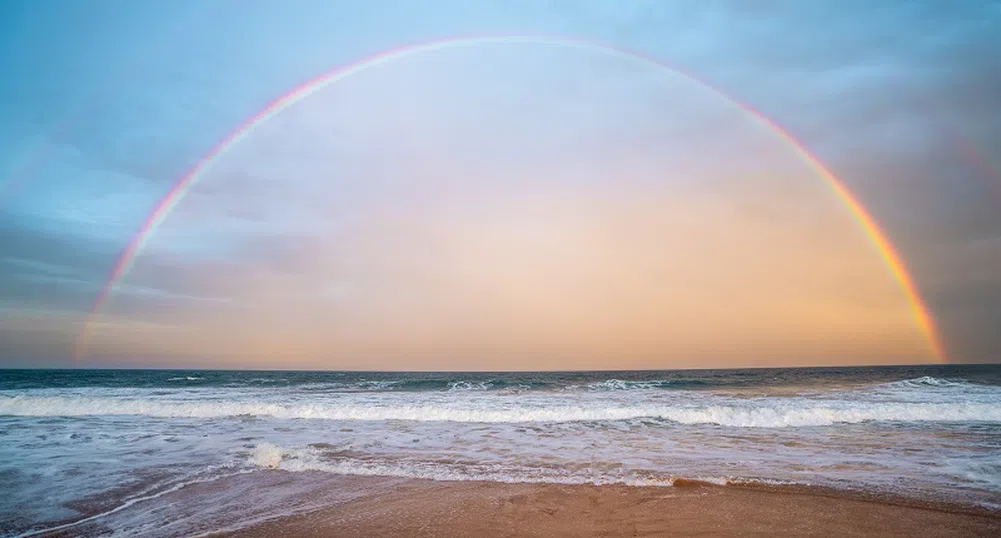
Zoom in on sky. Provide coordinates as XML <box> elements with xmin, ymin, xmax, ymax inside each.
<box><xmin>0</xmin><ymin>0</ymin><xmax>999</xmax><ymax>370</ymax></box>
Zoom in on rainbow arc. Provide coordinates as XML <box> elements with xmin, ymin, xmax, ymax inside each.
<box><xmin>72</xmin><ymin>35</ymin><xmax>948</xmax><ymax>363</ymax></box>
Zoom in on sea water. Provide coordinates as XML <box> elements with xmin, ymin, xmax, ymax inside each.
<box><xmin>2</xmin><ymin>365</ymin><xmax>1000</xmax><ymax>536</ymax></box>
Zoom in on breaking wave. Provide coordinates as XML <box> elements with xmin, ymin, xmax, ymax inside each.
<box><xmin>295</xmin><ymin>379</ymin><xmax>539</xmax><ymax>392</ymax></box>
<box><xmin>888</xmin><ymin>376</ymin><xmax>980</xmax><ymax>389</ymax></box>
<box><xmin>571</xmin><ymin>379</ymin><xmax>690</xmax><ymax>391</ymax></box>
<box><xmin>3</xmin><ymin>394</ymin><xmax>999</xmax><ymax>427</ymax></box>
<box><xmin>867</xmin><ymin>376</ymin><xmax>1001</xmax><ymax>397</ymax></box>
<box><xmin>247</xmin><ymin>443</ymin><xmax>780</xmax><ymax>488</ymax></box>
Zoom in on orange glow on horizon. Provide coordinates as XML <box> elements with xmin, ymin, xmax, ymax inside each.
<box><xmin>73</xmin><ymin>35</ymin><xmax>946</xmax><ymax>368</ymax></box>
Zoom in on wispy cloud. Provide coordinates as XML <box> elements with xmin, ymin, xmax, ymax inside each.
<box><xmin>1</xmin><ymin>0</ymin><xmax>999</xmax><ymax>366</ymax></box>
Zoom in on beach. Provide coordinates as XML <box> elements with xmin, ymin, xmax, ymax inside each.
<box><xmin>218</xmin><ymin>477</ymin><xmax>1001</xmax><ymax>538</ymax></box>
<box><xmin>3</xmin><ymin>366</ymin><xmax>1000</xmax><ymax>536</ymax></box>
<box><xmin>5</xmin><ymin>2</ymin><xmax>1001</xmax><ymax>536</ymax></box>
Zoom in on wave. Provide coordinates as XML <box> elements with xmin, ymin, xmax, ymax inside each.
<box><xmin>239</xmin><ymin>378</ymin><xmax>695</xmax><ymax>393</ymax></box>
<box><xmin>447</xmin><ymin>380</ymin><xmax>509</xmax><ymax>391</ymax></box>
<box><xmin>572</xmin><ymin>379</ymin><xmax>692</xmax><ymax>391</ymax></box>
<box><xmin>300</xmin><ymin>378</ymin><xmax>702</xmax><ymax>393</ymax></box>
<box><xmin>247</xmin><ymin>443</ymin><xmax>779</xmax><ymax>488</ymax></box>
<box><xmin>12</xmin><ymin>466</ymin><xmax>252</xmax><ymax>538</ymax></box>
<box><xmin>294</xmin><ymin>379</ymin><xmax>538</xmax><ymax>393</ymax></box>
<box><xmin>905</xmin><ymin>376</ymin><xmax>962</xmax><ymax>386</ymax></box>
<box><xmin>941</xmin><ymin>454</ymin><xmax>1001</xmax><ymax>489</ymax></box>
<box><xmin>167</xmin><ymin>376</ymin><xmax>204</xmax><ymax>382</ymax></box>
<box><xmin>871</xmin><ymin>376</ymin><xmax>1001</xmax><ymax>394</ymax></box>
<box><xmin>3</xmin><ymin>394</ymin><xmax>1000</xmax><ymax>427</ymax></box>
<box><xmin>889</xmin><ymin>376</ymin><xmax>971</xmax><ymax>389</ymax></box>
<box><xmin>298</xmin><ymin>380</ymin><xmax>403</xmax><ymax>391</ymax></box>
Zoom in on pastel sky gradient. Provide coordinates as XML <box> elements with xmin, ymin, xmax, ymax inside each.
<box><xmin>1</xmin><ymin>1</ymin><xmax>999</xmax><ymax>370</ymax></box>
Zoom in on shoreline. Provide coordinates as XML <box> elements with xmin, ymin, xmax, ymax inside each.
<box><xmin>8</xmin><ymin>365</ymin><xmax>1000</xmax><ymax>537</ymax></box>
<box><xmin>208</xmin><ymin>475</ymin><xmax>1001</xmax><ymax>538</ymax></box>
<box><xmin>19</xmin><ymin>470</ymin><xmax>1001</xmax><ymax>537</ymax></box>
<box><xmin>703</xmin><ymin>479</ymin><xmax>1001</xmax><ymax>517</ymax></box>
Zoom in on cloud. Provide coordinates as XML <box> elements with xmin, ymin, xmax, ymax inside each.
<box><xmin>1</xmin><ymin>0</ymin><xmax>999</xmax><ymax>366</ymax></box>
<box><xmin>68</xmin><ymin>43</ymin><xmax>939</xmax><ymax>369</ymax></box>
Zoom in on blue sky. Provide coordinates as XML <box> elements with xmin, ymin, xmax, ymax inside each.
<box><xmin>1</xmin><ymin>0</ymin><xmax>1000</xmax><ymax>368</ymax></box>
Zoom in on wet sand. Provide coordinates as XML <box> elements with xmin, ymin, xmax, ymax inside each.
<box><xmin>216</xmin><ymin>478</ymin><xmax>1001</xmax><ymax>538</ymax></box>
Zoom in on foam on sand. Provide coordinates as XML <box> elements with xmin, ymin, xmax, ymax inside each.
<box><xmin>246</xmin><ymin>443</ymin><xmax>774</xmax><ymax>488</ymax></box>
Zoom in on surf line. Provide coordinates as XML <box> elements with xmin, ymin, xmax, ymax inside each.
<box><xmin>72</xmin><ymin>34</ymin><xmax>947</xmax><ymax>363</ymax></box>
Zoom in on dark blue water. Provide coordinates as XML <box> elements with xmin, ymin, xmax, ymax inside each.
<box><xmin>3</xmin><ymin>364</ymin><xmax>1000</xmax><ymax>391</ymax></box>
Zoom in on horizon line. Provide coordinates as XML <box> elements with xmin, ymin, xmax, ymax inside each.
<box><xmin>3</xmin><ymin>362</ymin><xmax>997</xmax><ymax>373</ymax></box>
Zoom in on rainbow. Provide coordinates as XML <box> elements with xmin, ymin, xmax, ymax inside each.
<box><xmin>941</xmin><ymin>122</ymin><xmax>1001</xmax><ymax>200</ymax></box>
<box><xmin>72</xmin><ymin>34</ymin><xmax>948</xmax><ymax>363</ymax></box>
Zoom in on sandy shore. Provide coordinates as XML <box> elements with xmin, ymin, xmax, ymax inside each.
<box><xmin>215</xmin><ymin>478</ymin><xmax>1001</xmax><ymax>538</ymax></box>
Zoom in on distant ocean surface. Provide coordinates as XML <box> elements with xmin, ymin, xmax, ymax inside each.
<box><xmin>2</xmin><ymin>365</ymin><xmax>1001</xmax><ymax>536</ymax></box>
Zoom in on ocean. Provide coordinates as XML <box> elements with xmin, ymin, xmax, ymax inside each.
<box><xmin>2</xmin><ymin>365</ymin><xmax>1000</xmax><ymax>536</ymax></box>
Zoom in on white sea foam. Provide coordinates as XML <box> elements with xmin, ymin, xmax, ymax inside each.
<box><xmin>3</xmin><ymin>394</ymin><xmax>1000</xmax><ymax>427</ymax></box>
<box><xmin>860</xmin><ymin>377</ymin><xmax>1001</xmax><ymax>404</ymax></box>
<box><xmin>943</xmin><ymin>455</ymin><xmax>1001</xmax><ymax>489</ymax></box>
<box><xmin>575</xmin><ymin>379</ymin><xmax>675</xmax><ymax>391</ymax></box>
<box><xmin>247</xmin><ymin>443</ymin><xmax>757</xmax><ymax>487</ymax></box>
<box><xmin>352</xmin><ymin>380</ymin><xmax>402</xmax><ymax>390</ymax></box>
<box><xmin>6</xmin><ymin>369</ymin><xmax>1001</xmax><ymax>537</ymax></box>
<box><xmin>12</xmin><ymin>467</ymin><xmax>252</xmax><ymax>538</ymax></box>
<box><xmin>447</xmin><ymin>381</ymin><xmax>494</xmax><ymax>391</ymax></box>
<box><xmin>885</xmin><ymin>376</ymin><xmax>979</xmax><ymax>389</ymax></box>
<box><xmin>167</xmin><ymin>376</ymin><xmax>203</xmax><ymax>382</ymax></box>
